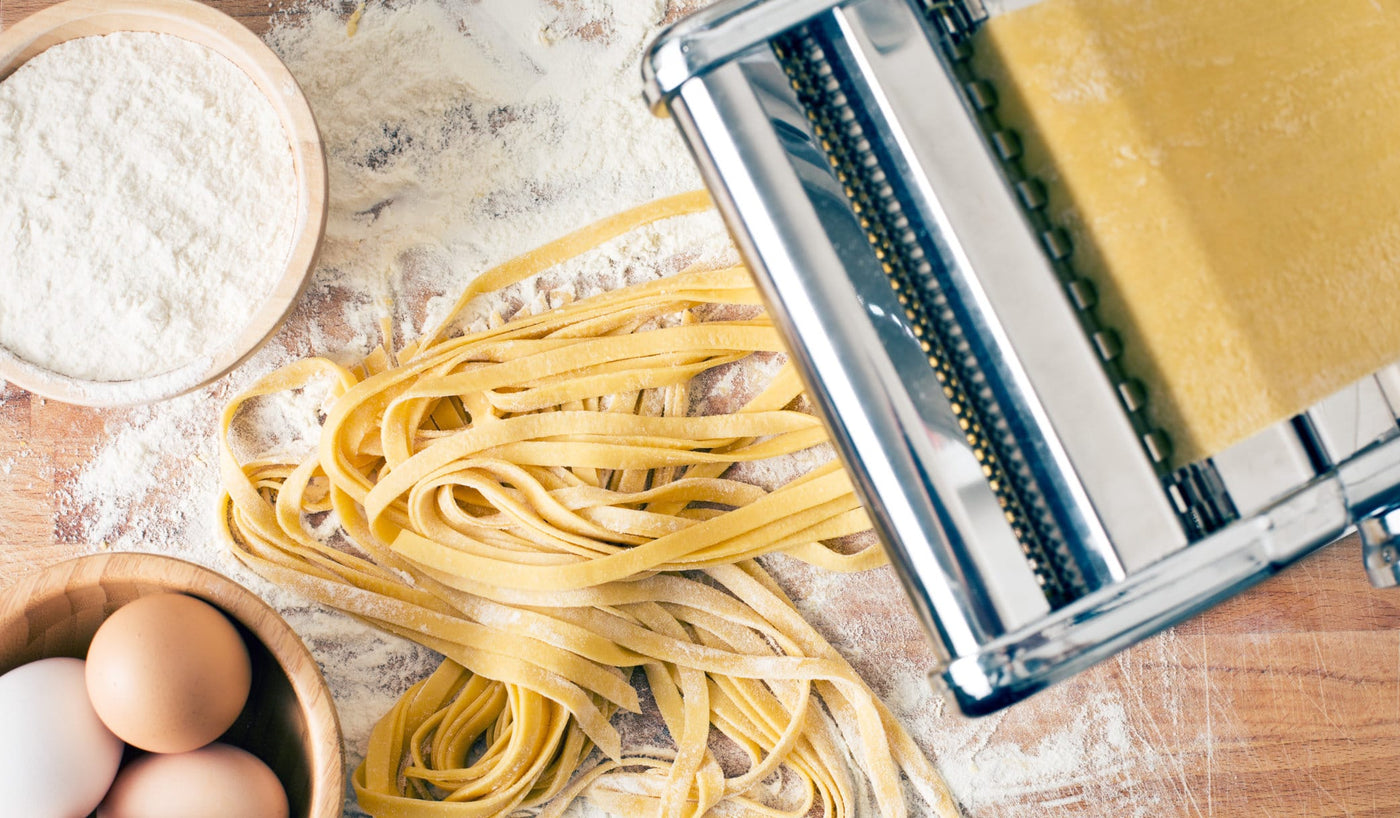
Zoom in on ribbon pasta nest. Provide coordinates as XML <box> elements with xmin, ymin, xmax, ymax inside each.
<box><xmin>218</xmin><ymin>192</ymin><xmax>960</xmax><ymax>817</ymax></box>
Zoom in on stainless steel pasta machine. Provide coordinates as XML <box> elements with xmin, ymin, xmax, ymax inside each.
<box><xmin>642</xmin><ymin>0</ymin><xmax>1400</xmax><ymax>715</ymax></box>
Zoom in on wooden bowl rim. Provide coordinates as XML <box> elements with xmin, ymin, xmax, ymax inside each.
<box><xmin>0</xmin><ymin>0</ymin><xmax>328</xmax><ymax>407</ymax></box>
<box><xmin>0</xmin><ymin>552</ymin><xmax>345</xmax><ymax>818</ymax></box>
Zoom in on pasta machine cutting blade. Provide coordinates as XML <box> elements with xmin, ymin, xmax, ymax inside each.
<box><xmin>643</xmin><ymin>0</ymin><xmax>1400</xmax><ymax>714</ymax></box>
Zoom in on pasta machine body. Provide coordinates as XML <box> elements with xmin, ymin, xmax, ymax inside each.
<box><xmin>643</xmin><ymin>0</ymin><xmax>1400</xmax><ymax>714</ymax></box>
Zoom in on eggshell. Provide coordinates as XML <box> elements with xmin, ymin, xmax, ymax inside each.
<box><xmin>0</xmin><ymin>657</ymin><xmax>124</xmax><ymax>818</ymax></box>
<box><xmin>97</xmin><ymin>742</ymin><xmax>290</xmax><ymax>818</ymax></box>
<box><xmin>85</xmin><ymin>592</ymin><xmax>252</xmax><ymax>753</ymax></box>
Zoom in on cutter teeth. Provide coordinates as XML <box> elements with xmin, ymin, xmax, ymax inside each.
<box><xmin>776</xmin><ymin>25</ymin><xmax>1087</xmax><ymax>608</ymax></box>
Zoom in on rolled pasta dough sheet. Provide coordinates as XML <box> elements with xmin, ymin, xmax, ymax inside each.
<box><xmin>972</xmin><ymin>0</ymin><xmax>1400</xmax><ymax>463</ymax></box>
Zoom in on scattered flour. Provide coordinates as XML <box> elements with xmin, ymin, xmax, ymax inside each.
<box><xmin>264</xmin><ymin>0</ymin><xmax>717</xmax><ymax>337</ymax></box>
<box><xmin>26</xmin><ymin>2</ymin><xmax>1171</xmax><ymax>816</ymax></box>
<box><xmin>765</xmin><ymin>552</ymin><xmax>1176</xmax><ymax>817</ymax></box>
<box><xmin>43</xmin><ymin>1</ymin><xmax>729</xmax><ymax>814</ymax></box>
<box><xmin>0</xmin><ymin>33</ymin><xmax>296</xmax><ymax>381</ymax></box>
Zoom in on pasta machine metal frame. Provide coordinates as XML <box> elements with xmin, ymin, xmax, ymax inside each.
<box><xmin>643</xmin><ymin>0</ymin><xmax>1400</xmax><ymax>714</ymax></box>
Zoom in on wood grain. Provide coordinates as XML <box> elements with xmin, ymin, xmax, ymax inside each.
<box><xmin>3</xmin><ymin>0</ymin><xmax>288</xmax><ymax>35</ymax></box>
<box><xmin>2</xmin><ymin>1</ymin><xmax>1399</xmax><ymax>817</ymax></box>
<box><xmin>0</xmin><ymin>552</ymin><xmax>344</xmax><ymax>818</ymax></box>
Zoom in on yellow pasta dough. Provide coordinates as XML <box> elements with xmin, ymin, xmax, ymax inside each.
<box><xmin>973</xmin><ymin>0</ymin><xmax>1400</xmax><ymax>463</ymax></box>
<box><xmin>218</xmin><ymin>192</ymin><xmax>959</xmax><ymax>817</ymax></box>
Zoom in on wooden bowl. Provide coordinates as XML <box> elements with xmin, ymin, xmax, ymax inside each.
<box><xmin>0</xmin><ymin>0</ymin><xmax>327</xmax><ymax>406</ymax></box>
<box><xmin>0</xmin><ymin>554</ymin><xmax>344</xmax><ymax>818</ymax></box>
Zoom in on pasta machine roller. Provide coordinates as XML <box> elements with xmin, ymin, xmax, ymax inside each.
<box><xmin>642</xmin><ymin>0</ymin><xmax>1400</xmax><ymax>715</ymax></box>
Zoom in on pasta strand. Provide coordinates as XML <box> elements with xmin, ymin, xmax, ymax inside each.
<box><xmin>218</xmin><ymin>193</ymin><xmax>960</xmax><ymax>818</ymax></box>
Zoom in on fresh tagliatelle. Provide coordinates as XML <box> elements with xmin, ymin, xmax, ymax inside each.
<box><xmin>217</xmin><ymin>192</ymin><xmax>961</xmax><ymax>818</ymax></box>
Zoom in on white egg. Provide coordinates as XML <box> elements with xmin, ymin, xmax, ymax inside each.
<box><xmin>0</xmin><ymin>657</ymin><xmax>125</xmax><ymax>818</ymax></box>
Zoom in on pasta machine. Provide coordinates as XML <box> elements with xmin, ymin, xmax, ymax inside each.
<box><xmin>642</xmin><ymin>0</ymin><xmax>1400</xmax><ymax>715</ymax></box>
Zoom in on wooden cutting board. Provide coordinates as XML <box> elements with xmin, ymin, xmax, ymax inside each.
<box><xmin>1</xmin><ymin>1</ymin><xmax>1397</xmax><ymax>815</ymax></box>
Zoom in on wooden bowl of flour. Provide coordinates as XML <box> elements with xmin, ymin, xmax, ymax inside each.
<box><xmin>0</xmin><ymin>0</ymin><xmax>326</xmax><ymax>406</ymax></box>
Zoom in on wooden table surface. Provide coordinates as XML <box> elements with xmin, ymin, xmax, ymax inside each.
<box><xmin>2</xmin><ymin>1</ymin><xmax>1399</xmax><ymax>816</ymax></box>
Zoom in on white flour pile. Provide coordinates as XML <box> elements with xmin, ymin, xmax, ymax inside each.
<box><xmin>0</xmin><ymin>32</ymin><xmax>296</xmax><ymax>382</ymax></box>
<box><xmin>28</xmin><ymin>2</ymin><xmax>1168</xmax><ymax>816</ymax></box>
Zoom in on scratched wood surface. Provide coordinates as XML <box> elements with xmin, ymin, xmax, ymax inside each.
<box><xmin>2</xmin><ymin>1</ymin><xmax>1399</xmax><ymax>816</ymax></box>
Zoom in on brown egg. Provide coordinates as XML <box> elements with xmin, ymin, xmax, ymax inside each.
<box><xmin>97</xmin><ymin>743</ymin><xmax>290</xmax><ymax>818</ymax></box>
<box><xmin>86</xmin><ymin>592</ymin><xmax>252</xmax><ymax>753</ymax></box>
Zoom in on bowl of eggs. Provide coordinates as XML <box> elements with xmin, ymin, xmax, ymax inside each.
<box><xmin>0</xmin><ymin>0</ymin><xmax>327</xmax><ymax>406</ymax></box>
<box><xmin>0</xmin><ymin>553</ymin><xmax>343</xmax><ymax>817</ymax></box>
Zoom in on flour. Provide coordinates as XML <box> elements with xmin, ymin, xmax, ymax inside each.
<box><xmin>265</xmin><ymin>0</ymin><xmax>710</xmax><ymax>335</ymax></box>
<box><xmin>48</xmin><ymin>2</ymin><xmax>723</xmax><ymax>813</ymax></box>
<box><xmin>763</xmin><ymin>553</ymin><xmax>1173</xmax><ymax>817</ymax></box>
<box><xmin>0</xmin><ymin>32</ymin><xmax>296</xmax><ymax>382</ymax></box>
